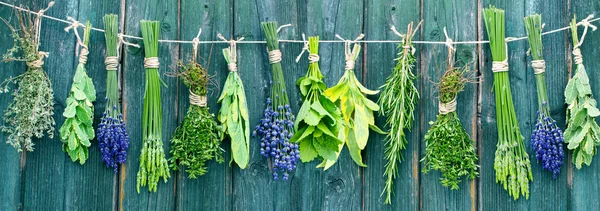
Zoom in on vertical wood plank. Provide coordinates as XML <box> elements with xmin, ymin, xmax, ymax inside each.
<box><xmin>62</xmin><ymin>0</ymin><xmax>121</xmax><ymax>210</ymax></box>
<box><xmin>175</xmin><ymin>0</ymin><xmax>232</xmax><ymax>210</ymax></box>
<box><xmin>21</xmin><ymin>0</ymin><xmax>77</xmax><ymax>210</ymax></box>
<box><xmin>290</xmin><ymin>0</ymin><xmax>365</xmax><ymax>210</ymax></box>
<box><xmin>570</xmin><ymin>0</ymin><xmax>600</xmax><ymax>210</ymax></box>
<box><xmin>363</xmin><ymin>0</ymin><xmax>420</xmax><ymax>209</ymax></box>
<box><xmin>419</xmin><ymin>0</ymin><xmax>479</xmax><ymax>210</ymax></box>
<box><xmin>120</xmin><ymin>0</ymin><xmax>179</xmax><ymax>210</ymax></box>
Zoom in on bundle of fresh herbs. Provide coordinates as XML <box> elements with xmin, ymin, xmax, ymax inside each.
<box><xmin>59</xmin><ymin>21</ymin><xmax>96</xmax><ymax>164</ymax></box>
<box><xmin>136</xmin><ymin>20</ymin><xmax>170</xmax><ymax>193</ymax></box>
<box><xmin>292</xmin><ymin>36</ymin><xmax>344</xmax><ymax>170</ymax></box>
<box><xmin>168</xmin><ymin>57</ymin><xmax>224</xmax><ymax>178</ymax></box>
<box><xmin>0</xmin><ymin>4</ymin><xmax>55</xmax><ymax>152</ymax></box>
<box><xmin>524</xmin><ymin>14</ymin><xmax>564</xmax><ymax>178</ymax></box>
<box><xmin>378</xmin><ymin>22</ymin><xmax>420</xmax><ymax>204</ymax></box>
<box><xmin>564</xmin><ymin>15</ymin><xmax>600</xmax><ymax>169</ymax></box>
<box><xmin>323</xmin><ymin>34</ymin><xmax>384</xmax><ymax>169</ymax></box>
<box><xmin>483</xmin><ymin>6</ymin><xmax>532</xmax><ymax>200</ymax></box>
<box><xmin>218</xmin><ymin>36</ymin><xmax>250</xmax><ymax>169</ymax></box>
<box><xmin>254</xmin><ymin>22</ymin><xmax>298</xmax><ymax>181</ymax></box>
<box><xmin>98</xmin><ymin>14</ymin><xmax>130</xmax><ymax>172</ymax></box>
<box><xmin>422</xmin><ymin>61</ymin><xmax>478</xmax><ymax>190</ymax></box>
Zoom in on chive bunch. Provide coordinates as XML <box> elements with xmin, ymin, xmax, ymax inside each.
<box><xmin>483</xmin><ymin>6</ymin><xmax>532</xmax><ymax>200</ymax></box>
<box><xmin>136</xmin><ymin>20</ymin><xmax>170</xmax><ymax>193</ymax></box>
<box><xmin>253</xmin><ymin>22</ymin><xmax>298</xmax><ymax>180</ymax></box>
<box><xmin>524</xmin><ymin>14</ymin><xmax>564</xmax><ymax>178</ymax></box>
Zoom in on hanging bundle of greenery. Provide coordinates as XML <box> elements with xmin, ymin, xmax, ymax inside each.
<box><xmin>218</xmin><ymin>35</ymin><xmax>250</xmax><ymax>169</ymax></box>
<box><xmin>59</xmin><ymin>21</ymin><xmax>96</xmax><ymax>164</ymax></box>
<box><xmin>136</xmin><ymin>20</ymin><xmax>170</xmax><ymax>193</ymax></box>
<box><xmin>483</xmin><ymin>6</ymin><xmax>532</xmax><ymax>200</ymax></box>
<box><xmin>323</xmin><ymin>34</ymin><xmax>385</xmax><ymax>169</ymax></box>
<box><xmin>378</xmin><ymin>22</ymin><xmax>420</xmax><ymax>204</ymax></box>
<box><xmin>524</xmin><ymin>14</ymin><xmax>565</xmax><ymax>178</ymax></box>
<box><xmin>169</xmin><ymin>38</ymin><xmax>224</xmax><ymax>178</ymax></box>
<box><xmin>0</xmin><ymin>3</ymin><xmax>55</xmax><ymax>152</ymax></box>
<box><xmin>292</xmin><ymin>36</ymin><xmax>345</xmax><ymax>170</ymax></box>
<box><xmin>564</xmin><ymin>15</ymin><xmax>600</xmax><ymax>169</ymax></box>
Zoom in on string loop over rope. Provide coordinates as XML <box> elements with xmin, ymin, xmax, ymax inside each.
<box><xmin>336</xmin><ymin>34</ymin><xmax>364</xmax><ymax>70</ymax></box>
<box><xmin>295</xmin><ymin>34</ymin><xmax>320</xmax><ymax>63</ymax></box>
<box><xmin>191</xmin><ymin>27</ymin><xmax>202</xmax><ymax>60</ymax></box>
<box><xmin>217</xmin><ymin>33</ymin><xmax>244</xmax><ymax>72</ymax></box>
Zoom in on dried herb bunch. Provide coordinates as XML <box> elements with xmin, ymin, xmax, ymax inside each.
<box><xmin>169</xmin><ymin>59</ymin><xmax>224</xmax><ymax>179</ymax></box>
<box><xmin>422</xmin><ymin>63</ymin><xmax>478</xmax><ymax>190</ymax></box>
<box><xmin>483</xmin><ymin>6</ymin><xmax>532</xmax><ymax>200</ymax></box>
<box><xmin>564</xmin><ymin>15</ymin><xmax>600</xmax><ymax>169</ymax></box>
<box><xmin>59</xmin><ymin>21</ymin><xmax>96</xmax><ymax>164</ymax></box>
<box><xmin>1</xmin><ymin>4</ymin><xmax>55</xmax><ymax>152</ymax></box>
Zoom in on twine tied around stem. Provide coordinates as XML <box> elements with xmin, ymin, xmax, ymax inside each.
<box><xmin>27</xmin><ymin>51</ymin><xmax>49</xmax><ymax>68</ymax></box>
<box><xmin>335</xmin><ymin>34</ymin><xmax>364</xmax><ymax>70</ymax></box>
<box><xmin>390</xmin><ymin>20</ymin><xmax>423</xmax><ymax>55</ymax></box>
<box><xmin>217</xmin><ymin>33</ymin><xmax>245</xmax><ymax>72</ymax></box>
<box><xmin>572</xmin><ymin>15</ymin><xmax>597</xmax><ymax>65</ymax></box>
<box><xmin>439</xmin><ymin>97</ymin><xmax>457</xmax><ymax>114</ymax></box>
<box><xmin>531</xmin><ymin>60</ymin><xmax>546</xmax><ymax>74</ymax></box>
<box><xmin>105</xmin><ymin>56</ymin><xmax>118</xmax><ymax>71</ymax></box>
<box><xmin>443</xmin><ymin>27</ymin><xmax>455</xmax><ymax>69</ymax></box>
<box><xmin>144</xmin><ymin>57</ymin><xmax>160</xmax><ymax>69</ymax></box>
<box><xmin>189</xmin><ymin>90</ymin><xmax>207</xmax><ymax>107</ymax></box>
<box><xmin>191</xmin><ymin>28</ymin><xmax>202</xmax><ymax>61</ymax></box>
<box><xmin>295</xmin><ymin>34</ymin><xmax>320</xmax><ymax>63</ymax></box>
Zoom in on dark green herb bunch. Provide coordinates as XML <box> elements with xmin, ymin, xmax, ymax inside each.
<box><xmin>422</xmin><ymin>61</ymin><xmax>478</xmax><ymax>190</ymax></box>
<box><xmin>169</xmin><ymin>58</ymin><xmax>224</xmax><ymax>179</ymax></box>
<box><xmin>292</xmin><ymin>36</ymin><xmax>345</xmax><ymax>170</ymax></box>
<box><xmin>1</xmin><ymin>4</ymin><xmax>55</xmax><ymax>152</ymax></box>
<box><xmin>483</xmin><ymin>6</ymin><xmax>532</xmax><ymax>200</ymax></box>
<box><xmin>59</xmin><ymin>21</ymin><xmax>96</xmax><ymax>164</ymax></box>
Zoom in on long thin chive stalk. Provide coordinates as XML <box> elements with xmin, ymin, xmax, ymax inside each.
<box><xmin>524</xmin><ymin>14</ymin><xmax>564</xmax><ymax>178</ymax></box>
<box><xmin>483</xmin><ymin>6</ymin><xmax>532</xmax><ymax>200</ymax></box>
<box><xmin>136</xmin><ymin>20</ymin><xmax>170</xmax><ymax>193</ymax></box>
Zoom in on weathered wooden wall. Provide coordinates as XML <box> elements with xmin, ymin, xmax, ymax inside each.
<box><xmin>0</xmin><ymin>0</ymin><xmax>598</xmax><ymax>210</ymax></box>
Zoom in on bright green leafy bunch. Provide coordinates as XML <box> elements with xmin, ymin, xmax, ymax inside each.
<box><xmin>137</xmin><ymin>20</ymin><xmax>170</xmax><ymax>193</ymax></box>
<box><xmin>324</xmin><ymin>40</ymin><xmax>385</xmax><ymax>168</ymax></box>
<box><xmin>292</xmin><ymin>36</ymin><xmax>344</xmax><ymax>170</ymax></box>
<box><xmin>169</xmin><ymin>61</ymin><xmax>224</xmax><ymax>179</ymax></box>
<box><xmin>1</xmin><ymin>8</ymin><xmax>55</xmax><ymax>152</ymax></box>
<box><xmin>218</xmin><ymin>46</ymin><xmax>250</xmax><ymax>169</ymax></box>
<box><xmin>483</xmin><ymin>6</ymin><xmax>532</xmax><ymax>200</ymax></box>
<box><xmin>564</xmin><ymin>16</ymin><xmax>600</xmax><ymax>169</ymax></box>
<box><xmin>422</xmin><ymin>66</ymin><xmax>478</xmax><ymax>190</ymax></box>
<box><xmin>59</xmin><ymin>21</ymin><xmax>96</xmax><ymax>164</ymax></box>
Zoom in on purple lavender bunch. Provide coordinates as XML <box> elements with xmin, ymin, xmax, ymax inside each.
<box><xmin>530</xmin><ymin>103</ymin><xmax>564</xmax><ymax>179</ymax></box>
<box><xmin>98</xmin><ymin>104</ymin><xmax>130</xmax><ymax>172</ymax></box>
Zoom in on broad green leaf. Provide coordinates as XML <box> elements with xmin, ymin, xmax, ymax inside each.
<box><xmin>295</xmin><ymin>101</ymin><xmax>311</xmax><ymax>126</ymax></box>
<box><xmin>72</xmin><ymin>87</ymin><xmax>87</xmax><ymax>101</ymax></box>
<box><xmin>341</xmin><ymin>94</ymin><xmax>355</xmax><ymax>122</ymax></box>
<box><xmin>63</xmin><ymin>104</ymin><xmax>77</xmax><ymax>118</ymax></box>
<box><xmin>575</xmin><ymin>79</ymin><xmax>592</xmax><ymax>97</ymax></box>
<box><xmin>85</xmin><ymin>77</ymin><xmax>96</xmax><ymax>102</ymax></box>
<box><xmin>231</xmin><ymin>98</ymin><xmax>239</xmax><ymax>122</ymax></box>
<box><xmin>290</xmin><ymin>127</ymin><xmax>307</xmax><ymax>143</ymax></box>
<box><xmin>76</xmin><ymin>105</ymin><xmax>92</xmax><ymax>126</ymax></box>
<box><xmin>324</xmin><ymin>83</ymin><xmax>348</xmax><ymax>102</ymax></box>
<box><xmin>78</xmin><ymin>147</ymin><xmax>87</xmax><ymax>164</ymax></box>
<box><xmin>316</xmin><ymin>122</ymin><xmax>339</xmax><ymax>140</ymax></box>
<box><xmin>584</xmin><ymin>134</ymin><xmax>594</xmax><ymax>154</ymax></box>
<box><xmin>68</xmin><ymin>148</ymin><xmax>79</xmax><ymax>162</ymax></box>
<box><xmin>353</xmin><ymin>76</ymin><xmax>379</xmax><ymax>95</ymax></box>
<box><xmin>313</xmin><ymin>138</ymin><xmax>337</xmax><ymax>160</ymax></box>
<box><xmin>346</xmin><ymin>128</ymin><xmax>367</xmax><ymax>167</ymax></box>
<box><xmin>584</xmin><ymin>101</ymin><xmax>600</xmax><ymax>117</ymax></box>
<box><xmin>299</xmin><ymin>138</ymin><xmax>318</xmax><ymax>162</ymax></box>
<box><xmin>565</xmin><ymin>80</ymin><xmax>577</xmax><ymax>104</ymax></box>
<box><xmin>228</xmin><ymin>120</ymin><xmax>249</xmax><ymax>169</ymax></box>
<box><xmin>363</xmin><ymin>98</ymin><xmax>379</xmax><ymax>111</ymax></box>
<box><xmin>305</xmin><ymin>109</ymin><xmax>322</xmax><ymax>126</ymax></box>
<box><xmin>354</xmin><ymin>104</ymin><xmax>369</xmax><ymax>149</ymax></box>
<box><xmin>68</xmin><ymin>132</ymin><xmax>78</xmax><ymax>151</ymax></box>
<box><xmin>60</xmin><ymin>118</ymin><xmax>73</xmax><ymax>140</ymax></box>
<box><xmin>369</xmin><ymin>124</ymin><xmax>387</xmax><ymax>134</ymax></box>
<box><xmin>297</xmin><ymin>126</ymin><xmax>315</xmax><ymax>142</ymax></box>
<box><xmin>73</xmin><ymin>121</ymin><xmax>89</xmax><ymax>143</ymax></box>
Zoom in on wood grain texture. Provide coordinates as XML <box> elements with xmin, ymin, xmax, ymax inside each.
<box><xmin>419</xmin><ymin>0</ymin><xmax>479</xmax><ymax>210</ymax></box>
<box><xmin>120</xmin><ymin>0</ymin><xmax>179</xmax><ymax>210</ymax></box>
<box><xmin>363</xmin><ymin>0</ymin><xmax>420</xmax><ymax>210</ymax></box>
<box><xmin>175</xmin><ymin>0</ymin><xmax>232</xmax><ymax>210</ymax></box>
<box><xmin>570</xmin><ymin>0</ymin><xmax>600</xmax><ymax>210</ymax></box>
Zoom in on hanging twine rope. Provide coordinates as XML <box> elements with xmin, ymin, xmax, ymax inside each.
<box><xmin>443</xmin><ymin>27</ymin><xmax>455</xmax><ymax>69</ymax></box>
<box><xmin>27</xmin><ymin>51</ymin><xmax>49</xmax><ymax>68</ymax></box>
<box><xmin>336</xmin><ymin>34</ymin><xmax>364</xmax><ymax>70</ymax></box>
<box><xmin>189</xmin><ymin>90</ymin><xmax>207</xmax><ymax>107</ymax></box>
<box><xmin>531</xmin><ymin>60</ymin><xmax>546</xmax><ymax>74</ymax></box>
<box><xmin>217</xmin><ymin>33</ymin><xmax>245</xmax><ymax>72</ymax></box>
<box><xmin>296</xmin><ymin>34</ymin><xmax>320</xmax><ymax>64</ymax></box>
<box><xmin>64</xmin><ymin>17</ymin><xmax>90</xmax><ymax>65</ymax></box>
<box><xmin>191</xmin><ymin>28</ymin><xmax>202</xmax><ymax>61</ymax></box>
<box><xmin>390</xmin><ymin>20</ymin><xmax>422</xmax><ymax>55</ymax></box>
<box><xmin>439</xmin><ymin>97</ymin><xmax>457</xmax><ymax>114</ymax></box>
<box><xmin>27</xmin><ymin>2</ymin><xmax>53</xmax><ymax>69</ymax></box>
<box><xmin>573</xmin><ymin>15</ymin><xmax>597</xmax><ymax>65</ymax></box>
<box><xmin>144</xmin><ymin>57</ymin><xmax>160</xmax><ymax>69</ymax></box>
<box><xmin>492</xmin><ymin>37</ymin><xmax>516</xmax><ymax>73</ymax></box>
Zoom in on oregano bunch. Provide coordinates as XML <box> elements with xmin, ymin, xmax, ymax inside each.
<box><xmin>1</xmin><ymin>5</ymin><xmax>55</xmax><ymax>152</ymax></box>
<box><xmin>59</xmin><ymin>21</ymin><xmax>96</xmax><ymax>164</ymax></box>
<box><xmin>292</xmin><ymin>36</ymin><xmax>344</xmax><ymax>170</ymax></box>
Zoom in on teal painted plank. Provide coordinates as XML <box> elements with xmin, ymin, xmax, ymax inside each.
<box><xmin>570</xmin><ymin>1</ymin><xmax>600</xmax><ymax>210</ymax></box>
<box><xmin>363</xmin><ymin>0</ymin><xmax>420</xmax><ymax>209</ymax></box>
<box><xmin>290</xmin><ymin>0</ymin><xmax>365</xmax><ymax>210</ymax></box>
<box><xmin>62</xmin><ymin>0</ymin><xmax>121</xmax><ymax>210</ymax></box>
<box><xmin>419</xmin><ymin>0</ymin><xmax>479</xmax><ymax>210</ymax></box>
<box><xmin>0</xmin><ymin>1</ymin><xmax>24</xmax><ymax>210</ymax></box>
<box><xmin>21</xmin><ymin>0</ymin><xmax>78</xmax><ymax>210</ymax></box>
<box><xmin>121</xmin><ymin>0</ymin><xmax>178</xmax><ymax>210</ymax></box>
<box><xmin>175</xmin><ymin>0</ymin><xmax>232</xmax><ymax>210</ymax></box>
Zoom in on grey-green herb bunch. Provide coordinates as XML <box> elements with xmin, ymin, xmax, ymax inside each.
<box><xmin>1</xmin><ymin>6</ymin><xmax>55</xmax><ymax>152</ymax></box>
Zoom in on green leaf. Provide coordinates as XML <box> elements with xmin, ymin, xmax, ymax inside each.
<box><xmin>313</xmin><ymin>138</ymin><xmax>337</xmax><ymax>161</ymax></box>
<box><xmin>295</xmin><ymin>101</ymin><xmax>311</xmax><ymax>126</ymax></box>
<box><xmin>76</xmin><ymin>105</ymin><xmax>92</xmax><ymax>126</ymax></box>
<box><xmin>584</xmin><ymin>101</ymin><xmax>600</xmax><ymax>117</ymax></box>
<box><xmin>73</xmin><ymin>121</ymin><xmax>89</xmax><ymax>142</ymax></box>
<box><xmin>353</xmin><ymin>76</ymin><xmax>379</xmax><ymax>95</ymax></box>
<box><xmin>346</xmin><ymin>128</ymin><xmax>367</xmax><ymax>167</ymax></box>
<box><xmin>305</xmin><ymin>109</ymin><xmax>322</xmax><ymax>126</ymax></box>
<box><xmin>299</xmin><ymin>138</ymin><xmax>318</xmax><ymax>163</ymax></box>
<box><xmin>354</xmin><ymin>104</ymin><xmax>369</xmax><ymax>149</ymax></box>
<box><xmin>324</xmin><ymin>83</ymin><xmax>348</xmax><ymax>102</ymax></box>
<box><xmin>84</xmin><ymin>77</ymin><xmax>96</xmax><ymax>102</ymax></box>
<box><xmin>369</xmin><ymin>124</ymin><xmax>387</xmax><ymax>134</ymax></box>
<box><xmin>60</xmin><ymin>118</ymin><xmax>73</xmax><ymax>140</ymax></box>
<box><xmin>565</xmin><ymin>81</ymin><xmax>577</xmax><ymax>104</ymax></box>
<box><xmin>228</xmin><ymin>118</ymin><xmax>249</xmax><ymax>169</ymax></box>
<box><xmin>63</xmin><ymin>104</ymin><xmax>77</xmax><ymax>118</ymax></box>
<box><xmin>72</xmin><ymin>87</ymin><xmax>87</xmax><ymax>101</ymax></box>
<box><xmin>68</xmin><ymin>132</ymin><xmax>78</xmax><ymax>151</ymax></box>
<box><xmin>290</xmin><ymin>127</ymin><xmax>307</xmax><ymax>143</ymax></box>
<box><xmin>316</xmin><ymin>122</ymin><xmax>339</xmax><ymax>140</ymax></box>
<box><xmin>363</xmin><ymin>98</ymin><xmax>379</xmax><ymax>111</ymax></box>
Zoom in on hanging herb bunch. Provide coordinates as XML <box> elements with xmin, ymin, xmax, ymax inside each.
<box><xmin>0</xmin><ymin>3</ymin><xmax>55</xmax><ymax>152</ymax></box>
<box><xmin>59</xmin><ymin>21</ymin><xmax>96</xmax><ymax>164</ymax></box>
<box><xmin>136</xmin><ymin>20</ymin><xmax>170</xmax><ymax>193</ymax></box>
<box><xmin>168</xmin><ymin>42</ymin><xmax>224</xmax><ymax>179</ymax></box>
<box><xmin>378</xmin><ymin>22</ymin><xmax>420</xmax><ymax>204</ymax></box>
<box><xmin>564</xmin><ymin>15</ymin><xmax>600</xmax><ymax>169</ymax></box>
<box><xmin>292</xmin><ymin>36</ymin><xmax>345</xmax><ymax>170</ymax></box>
<box><xmin>422</xmin><ymin>49</ymin><xmax>478</xmax><ymax>190</ymax></box>
<box><xmin>218</xmin><ymin>35</ymin><xmax>250</xmax><ymax>169</ymax></box>
<box><xmin>253</xmin><ymin>22</ymin><xmax>298</xmax><ymax>181</ymax></box>
<box><xmin>97</xmin><ymin>14</ymin><xmax>130</xmax><ymax>172</ymax></box>
<box><xmin>524</xmin><ymin>14</ymin><xmax>564</xmax><ymax>178</ymax></box>
<box><xmin>483</xmin><ymin>6</ymin><xmax>532</xmax><ymax>200</ymax></box>
<box><xmin>323</xmin><ymin>34</ymin><xmax>385</xmax><ymax>169</ymax></box>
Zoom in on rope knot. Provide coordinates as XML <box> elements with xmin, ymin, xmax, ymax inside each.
<box><xmin>439</xmin><ymin>98</ymin><xmax>457</xmax><ymax>114</ymax></box>
<box><xmin>144</xmin><ymin>57</ymin><xmax>160</xmax><ymax>69</ymax></box>
<box><xmin>228</xmin><ymin>62</ymin><xmax>238</xmax><ymax>72</ymax></box>
<box><xmin>105</xmin><ymin>56</ymin><xmax>118</xmax><ymax>71</ymax></box>
<box><xmin>573</xmin><ymin>48</ymin><xmax>583</xmax><ymax>65</ymax></box>
<box><xmin>78</xmin><ymin>46</ymin><xmax>89</xmax><ymax>64</ymax></box>
<box><xmin>531</xmin><ymin>60</ymin><xmax>546</xmax><ymax>74</ymax></box>
<box><xmin>27</xmin><ymin>51</ymin><xmax>49</xmax><ymax>68</ymax></box>
<box><xmin>189</xmin><ymin>90</ymin><xmax>207</xmax><ymax>107</ymax></box>
<box><xmin>308</xmin><ymin>54</ymin><xmax>320</xmax><ymax>63</ymax></box>
<box><xmin>268</xmin><ymin>49</ymin><xmax>282</xmax><ymax>64</ymax></box>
